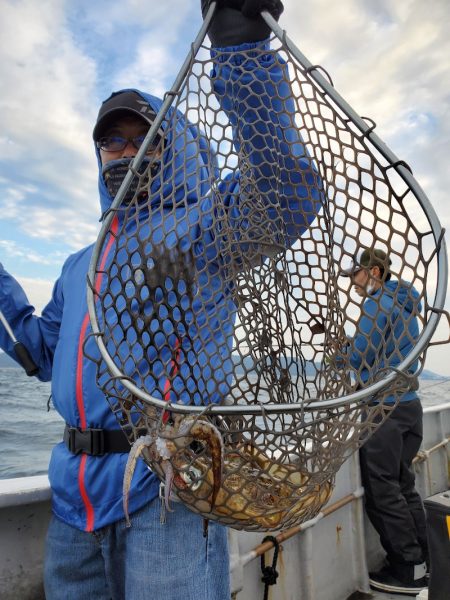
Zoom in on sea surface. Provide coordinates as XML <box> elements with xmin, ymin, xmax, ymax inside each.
<box><xmin>0</xmin><ymin>368</ymin><xmax>62</xmax><ymax>478</ymax></box>
<box><xmin>0</xmin><ymin>367</ymin><xmax>449</xmax><ymax>479</ymax></box>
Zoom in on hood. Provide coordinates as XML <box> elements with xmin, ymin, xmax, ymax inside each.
<box><xmin>95</xmin><ymin>88</ymin><xmax>217</xmax><ymax>217</ymax></box>
<box><xmin>383</xmin><ymin>279</ymin><xmax>422</xmax><ymax>314</ymax></box>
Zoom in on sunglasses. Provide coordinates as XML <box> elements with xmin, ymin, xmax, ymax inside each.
<box><xmin>96</xmin><ymin>135</ymin><xmax>161</xmax><ymax>153</ymax></box>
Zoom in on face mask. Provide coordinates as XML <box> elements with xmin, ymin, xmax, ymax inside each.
<box><xmin>102</xmin><ymin>157</ymin><xmax>160</xmax><ymax>204</ymax></box>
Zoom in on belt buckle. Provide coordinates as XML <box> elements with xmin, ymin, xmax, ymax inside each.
<box><xmin>88</xmin><ymin>428</ymin><xmax>105</xmax><ymax>456</ymax></box>
<box><xmin>66</xmin><ymin>427</ymin><xmax>105</xmax><ymax>456</ymax></box>
<box><xmin>67</xmin><ymin>427</ymin><xmax>78</xmax><ymax>454</ymax></box>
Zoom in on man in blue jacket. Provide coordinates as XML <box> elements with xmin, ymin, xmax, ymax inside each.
<box><xmin>0</xmin><ymin>2</ymin><xmax>323</xmax><ymax>599</ymax></box>
<box><xmin>341</xmin><ymin>247</ymin><xmax>428</xmax><ymax>596</ymax></box>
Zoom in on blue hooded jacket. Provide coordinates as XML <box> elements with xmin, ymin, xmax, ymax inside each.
<box><xmin>345</xmin><ymin>279</ymin><xmax>422</xmax><ymax>403</ymax></box>
<box><xmin>0</xmin><ymin>40</ymin><xmax>323</xmax><ymax>531</ymax></box>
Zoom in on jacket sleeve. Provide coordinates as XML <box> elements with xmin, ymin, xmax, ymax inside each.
<box><xmin>210</xmin><ymin>40</ymin><xmax>323</xmax><ymax>249</ymax></box>
<box><xmin>0</xmin><ymin>263</ymin><xmax>63</xmax><ymax>381</ymax></box>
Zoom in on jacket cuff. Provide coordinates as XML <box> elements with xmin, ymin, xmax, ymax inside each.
<box><xmin>210</xmin><ymin>39</ymin><xmax>271</xmax><ymax>62</ymax></box>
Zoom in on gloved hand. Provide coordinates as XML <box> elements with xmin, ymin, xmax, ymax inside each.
<box><xmin>201</xmin><ymin>0</ymin><xmax>284</xmax><ymax>47</ymax></box>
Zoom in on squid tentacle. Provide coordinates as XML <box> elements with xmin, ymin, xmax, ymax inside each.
<box><xmin>123</xmin><ymin>434</ymin><xmax>154</xmax><ymax>527</ymax></box>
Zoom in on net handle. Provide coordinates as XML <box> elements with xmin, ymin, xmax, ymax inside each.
<box><xmin>0</xmin><ymin>309</ymin><xmax>38</xmax><ymax>376</ymax></box>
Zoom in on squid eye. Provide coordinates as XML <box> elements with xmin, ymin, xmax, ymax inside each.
<box><xmin>189</xmin><ymin>440</ymin><xmax>205</xmax><ymax>454</ymax></box>
<box><xmin>181</xmin><ymin>466</ymin><xmax>203</xmax><ymax>491</ymax></box>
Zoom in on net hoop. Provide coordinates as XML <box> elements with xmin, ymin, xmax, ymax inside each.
<box><xmin>86</xmin><ymin>6</ymin><xmax>448</xmax><ymax>418</ymax></box>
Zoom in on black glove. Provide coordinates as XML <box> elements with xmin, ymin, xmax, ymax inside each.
<box><xmin>240</xmin><ymin>0</ymin><xmax>284</xmax><ymax>20</ymax></box>
<box><xmin>201</xmin><ymin>0</ymin><xmax>284</xmax><ymax>47</ymax></box>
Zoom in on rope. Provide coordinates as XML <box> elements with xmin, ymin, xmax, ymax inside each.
<box><xmin>260</xmin><ymin>536</ymin><xmax>280</xmax><ymax>600</ymax></box>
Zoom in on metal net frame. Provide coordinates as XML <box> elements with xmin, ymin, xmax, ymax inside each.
<box><xmin>86</xmin><ymin>5</ymin><xmax>448</xmax><ymax>531</ymax></box>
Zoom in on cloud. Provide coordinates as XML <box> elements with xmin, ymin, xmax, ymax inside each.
<box><xmin>66</xmin><ymin>1</ymin><xmax>197</xmax><ymax>99</ymax></box>
<box><xmin>0</xmin><ymin>240</ymin><xmax>65</xmax><ymax>266</ymax></box>
<box><xmin>0</xmin><ymin>0</ymin><xmax>200</xmax><ymax>259</ymax></box>
<box><xmin>112</xmin><ymin>44</ymin><xmax>178</xmax><ymax>99</ymax></box>
<box><xmin>14</xmin><ymin>276</ymin><xmax>54</xmax><ymax>315</ymax></box>
<box><xmin>0</xmin><ymin>1</ymin><xmax>98</xmax><ymax>165</ymax></box>
<box><xmin>0</xmin><ymin>0</ymin><xmax>100</xmax><ymax>255</ymax></box>
<box><xmin>0</xmin><ymin>175</ymin><xmax>100</xmax><ymax>250</ymax></box>
<box><xmin>284</xmin><ymin>0</ymin><xmax>450</xmax><ymax>225</ymax></box>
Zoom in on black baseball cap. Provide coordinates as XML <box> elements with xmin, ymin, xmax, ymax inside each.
<box><xmin>340</xmin><ymin>248</ymin><xmax>392</xmax><ymax>277</ymax></box>
<box><xmin>93</xmin><ymin>91</ymin><xmax>163</xmax><ymax>140</ymax></box>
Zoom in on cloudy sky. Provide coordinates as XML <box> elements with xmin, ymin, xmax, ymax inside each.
<box><xmin>0</xmin><ymin>0</ymin><xmax>449</xmax><ymax>375</ymax></box>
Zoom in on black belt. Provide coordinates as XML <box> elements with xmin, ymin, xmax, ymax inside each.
<box><xmin>64</xmin><ymin>425</ymin><xmax>131</xmax><ymax>456</ymax></box>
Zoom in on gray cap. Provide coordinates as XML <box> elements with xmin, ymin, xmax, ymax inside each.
<box><xmin>341</xmin><ymin>248</ymin><xmax>392</xmax><ymax>277</ymax></box>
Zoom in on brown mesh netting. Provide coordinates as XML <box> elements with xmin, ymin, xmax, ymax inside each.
<box><xmin>86</xmin><ymin>19</ymin><xmax>447</xmax><ymax>531</ymax></box>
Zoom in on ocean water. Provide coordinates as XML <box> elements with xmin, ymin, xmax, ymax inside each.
<box><xmin>0</xmin><ymin>368</ymin><xmax>62</xmax><ymax>478</ymax></box>
<box><xmin>0</xmin><ymin>367</ymin><xmax>449</xmax><ymax>479</ymax></box>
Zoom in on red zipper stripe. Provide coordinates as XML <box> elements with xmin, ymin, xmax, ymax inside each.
<box><xmin>78</xmin><ymin>454</ymin><xmax>94</xmax><ymax>531</ymax></box>
<box><xmin>162</xmin><ymin>340</ymin><xmax>181</xmax><ymax>423</ymax></box>
<box><xmin>75</xmin><ymin>215</ymin><xmax>119</xmax><ymax>531</ymax></box>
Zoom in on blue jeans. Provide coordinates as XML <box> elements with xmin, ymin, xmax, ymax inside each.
<box><xmin>44</xmin><ymin>498</ymin><xmax>230</xmax><ymax>600</ymax></box>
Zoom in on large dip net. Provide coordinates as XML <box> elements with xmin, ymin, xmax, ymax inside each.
<box><xmin>86</xmin><ymin>4</ymin><xmax>448</xmax><ymax>531</ymax></box>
